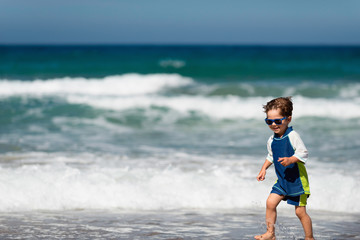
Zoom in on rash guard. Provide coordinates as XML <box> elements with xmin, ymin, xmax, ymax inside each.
<box><xmin>266</xmin><ymin>126</ymin><xmax>310</xmax><ymax>197</ymax></box>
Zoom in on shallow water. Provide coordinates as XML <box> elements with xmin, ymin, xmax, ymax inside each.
<box><xmin>0</xmin><ymin>209</ymin><xmax>359</xmax><ymax>240</ymax></box>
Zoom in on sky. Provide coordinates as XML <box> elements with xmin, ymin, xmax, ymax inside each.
<box><xmin>0</xmin><ymin>0</ymin><xmax>360</xmax><ymax>45</ymax></box>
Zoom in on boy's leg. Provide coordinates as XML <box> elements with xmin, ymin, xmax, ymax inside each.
<box><xmin>295</xmin><ymin>206</ymin><xmax>314</xmax><ymax>240</ymax></box>
<box><xmin>254</xmin><ymin>193</ymin><xmax>284</xmax><ymax>240</ymax></box>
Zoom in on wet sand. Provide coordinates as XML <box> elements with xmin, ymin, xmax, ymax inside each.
<box><xmin>0</xmin><ymin>209</ymin><xmax>358</xmax><ymax>239</ymax></box>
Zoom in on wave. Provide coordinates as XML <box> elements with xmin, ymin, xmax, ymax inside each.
<box><xmin>0</xmin><ymin>74</ymin><xmax>194</xmax><ymax>97</ymax></box>
<box><xmin>66</xmin><ymin>95</ymin><xmax>360</xmax><ymax>120</ymax></box>
<box><xmin>0</xmin><ymin>152</ymin><xmax>358</xmax><ymax>213</ymax></box>
<box><xmin>1</xmin><ymin>74</ymin><xmax>360</xmax><ymax>120</ymax></box>
<box><xmin>2</xmin><ymin>74</ymin><xmax>360</xmax><ymax>99</ymax></box>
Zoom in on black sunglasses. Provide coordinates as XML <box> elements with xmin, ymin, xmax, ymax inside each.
<box><xmin>265</xmin><ymin>116</ymin><xmax>287</xmax><ymax>125</ymax></box>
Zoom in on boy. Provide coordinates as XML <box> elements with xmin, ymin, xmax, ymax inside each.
<box><xmin>255</xmin><ymin>97</ymin><xmax>314</xmax><ymax>240</ymax></box>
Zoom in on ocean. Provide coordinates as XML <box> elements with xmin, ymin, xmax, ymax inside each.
<box><xmin>0</xmin><ymin>45</ymin><xmax>359</xmax><ymax>239</ymax></box>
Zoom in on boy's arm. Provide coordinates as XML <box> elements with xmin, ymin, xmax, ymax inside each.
<box><xmin>256</xmin><ymin>159</ymin><xmax>272</xmax><ymax>181</ymax></box>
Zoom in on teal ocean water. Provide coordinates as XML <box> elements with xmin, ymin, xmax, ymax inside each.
<box><xmin>0</xmin><ymin>45</ymin><xmax>360</xmax><ymax>216</ymax></box>
<box><xmin>2</xmin><ymin>45</ymin><xmax>360</xmax><ymax>81</ymax></box>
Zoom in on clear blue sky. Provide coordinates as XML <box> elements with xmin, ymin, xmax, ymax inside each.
<box><xmin>1</xmin><ymin>0</ymin><xmax>359</xmax><ymax>45</ymax></box>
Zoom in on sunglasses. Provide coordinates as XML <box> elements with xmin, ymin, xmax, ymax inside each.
<box><xmin>265</xmin><ymin>116</ymin><xmax>287</xmax><ymax>125</ymax></box>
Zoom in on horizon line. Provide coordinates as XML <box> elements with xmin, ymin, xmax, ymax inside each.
<box><xmin>1</xmin><ymin>42</ymin><xmax>360</xmax><ymax>47</ymax></box>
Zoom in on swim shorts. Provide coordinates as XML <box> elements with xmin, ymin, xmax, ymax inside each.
<box><xmin>271</xmin><ymin>186</ymin><xmax>309</xmax><ymax>206</ymax></box>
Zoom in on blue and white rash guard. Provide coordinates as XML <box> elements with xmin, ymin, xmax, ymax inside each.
<box><xmin>266</xmin><ymin>126</ymin><xmax>310</xmax><ymax>197</ymax></box>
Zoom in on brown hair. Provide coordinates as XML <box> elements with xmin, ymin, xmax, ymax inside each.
<box><xmin>263</xmin><ymin>97</ymin><xmax>293</xmax><ymax>117</ymax></box>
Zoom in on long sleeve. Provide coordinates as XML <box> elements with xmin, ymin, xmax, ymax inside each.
<box><xmin>266</xmin><ymin>136</ymin><xmax>274</xmax><ymax>163</ymax></box>
<box><xmin>289</xmin><ymin>131</ymin><xmax>308</xmax><ymax>163</ymax></box>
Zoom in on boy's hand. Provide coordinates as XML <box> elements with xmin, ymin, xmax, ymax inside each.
<box><xmin>256</xmin><ymin>169</ymin><xmax>266</xmax><ymax>181</ymax></box>
<box><xmin>278</xmin><ymin>157</ymin><xmax>297</xmax><ymax>167</ymax></box>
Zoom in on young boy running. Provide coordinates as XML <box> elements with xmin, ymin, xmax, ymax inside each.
<box><xmin>255</xmin><ymin>97</ymin><xmax>314</xmax><ymax>240</ymax></box>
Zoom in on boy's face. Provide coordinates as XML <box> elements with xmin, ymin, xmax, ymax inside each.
<box><xmin>266</xmin><ymin>108</ymin><xmax>291</xmax><ymax>137</ymax></box>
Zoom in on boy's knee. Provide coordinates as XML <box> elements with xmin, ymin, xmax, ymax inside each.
<box><xmin>295</xmin><ymin>206</ymin><xmax>306</xmax><ymax>218</ymax></box>
<box><xmin>266</xmin><ymin>194</ymin><xmax>283</xmax><ymax>210</ymax></box>
<box><xmin>266</xmin><ymin>198</ymin><xmax>278</xmax><ymax>210</ymax></box>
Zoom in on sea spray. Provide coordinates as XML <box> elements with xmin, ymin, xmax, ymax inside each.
<box><xmin>0</xmin><ymin>152</ymin><xmax>359</xmax><ymax>213</ymax></box>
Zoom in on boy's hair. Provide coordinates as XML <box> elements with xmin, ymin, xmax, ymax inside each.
<box><xmin>263</xmin><ymin>97</ymin><xmax>293</xmax><ymax>117</ymax></box>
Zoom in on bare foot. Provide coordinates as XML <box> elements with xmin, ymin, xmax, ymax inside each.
<box><xmin>254</xmin><ymin>231</ymin><xmax>275</xmax><ymax>240</ymax></box>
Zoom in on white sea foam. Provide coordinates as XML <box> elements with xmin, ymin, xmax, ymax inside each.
<box><xmin>339</xmin><ymin>83</ymin><xmax>360</xmax><ymax>98</ymax></box>
<box><xmin>159</xmin><ymin>59</ymin><xmax>186</xmax><ymax>68</ymax></box>
<box><xmin>66</xmin><ymin>95</ymin><xmax>266</xmax><ymax>120</ymax></box>
<box><xmin>0</xmin><ymin>74</ymin><xmax>193</xmax><ymax>97</ymax></box>
<box><xmin>66</xmin><ymin>95</ymin><xmax>360</xmax><ymax>120</ymax></box>
<box><xmin>0</xmin><ymin>152</ymin><xmax>359</xmax><ymax>213</ymax></box>
<box><xmin>0</xmin><ymin>152</ymin><xmax>266</xmax><ymax>212</ymax></box>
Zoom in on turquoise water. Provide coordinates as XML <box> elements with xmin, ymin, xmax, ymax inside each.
<box><xmin>1</xmin><ymin>45</ymin><xmax>360</xmax><ymax>80</ymax></box>
<box><xmin>0</xmin><ymin>45</ymin><xmax>359</xmax><ymax>214</ymax></box>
